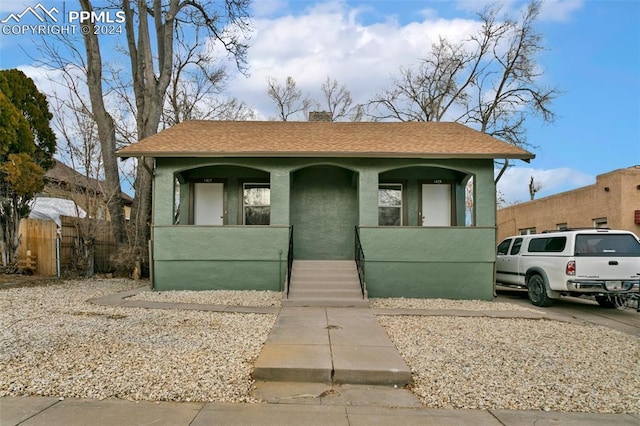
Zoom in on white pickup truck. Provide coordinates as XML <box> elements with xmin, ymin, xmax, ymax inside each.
<box><xmin>496</xmin><ymin>229</ymin><xmax>640</xmax><ymax>307</ymax></box>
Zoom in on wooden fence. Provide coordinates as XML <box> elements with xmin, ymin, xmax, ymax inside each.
<box><xmin>18</xmin><ymin>216</ymin><xmax>117</xmax><ymax>276</ymax></box>
<box><xmin>18</xmin><ymin>218</ymin><xmax>57</xmax><ymax>275</ymax></box>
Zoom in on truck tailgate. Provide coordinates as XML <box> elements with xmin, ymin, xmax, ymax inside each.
<box><xmin>575</xmin><ymin>257</ymin><xmax>640</xmax><ymax>282</ymax></box>
<box><xmin>574</xmin><ymin>233</ymin><xmax>640</xmax><ymax>291</ymax></box>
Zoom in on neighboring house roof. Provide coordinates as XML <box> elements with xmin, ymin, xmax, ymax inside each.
<box><xmin>45</xmin><ymin>159</ymin><xmax>134</xmax><ymax>204</ymax></box>
<box><xmin>116</xmin><ymin>120</ymin><xmax>534</xmax><ymax>161</ymax></box>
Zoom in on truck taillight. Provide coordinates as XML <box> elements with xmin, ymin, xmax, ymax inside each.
<box><xmin>566</xmin><ymin>261</ymin><xmax>576</xmax><ymax>276</ymax></box>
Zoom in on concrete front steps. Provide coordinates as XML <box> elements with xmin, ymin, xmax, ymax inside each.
<box><xmin>253</xmin><ymin>307</ymin><xmax>413</xmax><ymax>387</ymax></box>
<box><xmin>284</xmin><ymin>260</ymin><xmax>369</xmax><ymax>308</ymax></box>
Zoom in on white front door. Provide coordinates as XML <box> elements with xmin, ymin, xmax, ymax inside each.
<box><xmin>421</xmin><ymin>184</ymin><xmax>451</xmax><ymax>226</ymax></box>
<box><xmin>194</xmin><ymin>182</ymin><xmax>224</xmax><ymax>225</ymax></box>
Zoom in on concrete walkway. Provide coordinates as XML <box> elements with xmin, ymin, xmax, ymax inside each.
<box><xmin>253</xmin><ymin>307</ymin><xmax>412</xmax><ymax>385</ymax></box>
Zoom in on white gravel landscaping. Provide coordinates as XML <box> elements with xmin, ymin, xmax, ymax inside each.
<box><xmin>129</xmin><ymin>289</ymin><xmax>282</xmax><ymax>307</ymax></box>
<box><xmin>0</xmin><ymin>279</ymin><xmax>276</xmax><ymax>402</ymax></box>
<box><xmin>370</xmin><ymin>297</ymin><xmax>543</xmax><ymax>312</ymax></box>
<box><xmin>377</xmin><ymin>315</ymin><xmax>640</xmax><ymax>413</ymax></box>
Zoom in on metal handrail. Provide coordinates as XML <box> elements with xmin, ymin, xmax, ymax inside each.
<box><xmin>354</xmin><ymin>226</ymin><xmax>365</xmax><ymax>299</ymax></box>
<box><xmin>286</xmin><ymin>225</ymin><xmax>294</xmax><ymax>298</ymax></box>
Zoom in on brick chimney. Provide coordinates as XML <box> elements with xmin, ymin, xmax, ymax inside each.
<box><xmin>308</xmin><ymin>111</ymin><xmax>333</xmax><ymax>122</ymax></box>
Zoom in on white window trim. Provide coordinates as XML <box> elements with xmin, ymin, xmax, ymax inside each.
<box><xmin>378</xmin><ymin>183</ymin><xmax>403</xmax><ymax>226</ymax></box>
<box><xmin>593</xmin><ymin>217</ymin><xmax>607</xmax><ymax>229</ymax></box>
<box><xmin>243</xmin><ymin>182</ymin><xmax>270</xmax><ymax>225</ymax></box>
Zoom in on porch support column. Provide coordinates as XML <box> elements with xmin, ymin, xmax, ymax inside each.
<box><xmin>270</xmin><ymin>170</ymin><xmax>290</xmax><ymax>225</ymax></box>
<box><xmin>358</xmin><ymin>169</ymin><xmax>378</xmax><ymax>226</ymax></box>
<box><xmin>153</xmin><ymin>163</ymin><xmax>175</xmax><ymax>226</ymax></box>
<box><xmin>474</xmin><ymin>165</ymin><xmax>496</xmax><ymax>227</ymax></box>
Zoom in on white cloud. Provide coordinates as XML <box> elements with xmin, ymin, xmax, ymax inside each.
<box><xmin>227</xmin><ymin>2</ymin><xmax>481</xmax><ymax>119</ymax></box>
<box><xmin>16</xmin><ymin>64</ymin><xmax>65</xmax><ymax>95</ymax></box>
<box><xmin>538</xmin><ymin>0</ymin><xmax>583</xmax><ymax>22</ymax></box>
<box><xmin>496</xmin><ymin>166</ymin><xmax>594</xmax><ymax>205</ymax></box>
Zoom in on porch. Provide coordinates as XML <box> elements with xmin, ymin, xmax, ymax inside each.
<box><xmin>151</xmin><ymin>158</ymin><xmax>497</xmax><ymax>299</ymax></box>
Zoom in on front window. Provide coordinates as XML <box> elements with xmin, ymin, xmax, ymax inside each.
<box><xmin>378</xmin><ymin>184</ymin><xmax>402</xmax><ymax>226</ymax></box>
<box><xmin>243</xmin><ymin>183</ymin><xmax>270</xmax><ymax>225</ymax></box>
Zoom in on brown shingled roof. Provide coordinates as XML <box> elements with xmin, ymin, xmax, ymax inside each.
<box><xmin>116</xmin><ymin>120</ymin><xmax>534</xmax><ymax>161</ymax></box>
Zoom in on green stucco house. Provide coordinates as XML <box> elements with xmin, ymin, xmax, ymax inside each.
<box><xmin>117</xmin><ymin>120</ymin><xmax>533</xmax><ymax>300</ymax></box>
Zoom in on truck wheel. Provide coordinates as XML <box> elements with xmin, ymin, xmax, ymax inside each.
<box><xmin>527</xmin><ymin>274</ymin><xmax>553</xmax><ymax>307</ymax></box>
<box><xmin>595</xmin><ymin>295</ymin><xmax>626</xmax><ymax>309</ymax></box>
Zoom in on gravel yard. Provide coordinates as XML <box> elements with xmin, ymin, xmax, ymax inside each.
<box><xmin>370</xmin><ymin>297</ymin><xmax>542</xmax><ymax>312</ymax></box>
<box><xmin>130</xmin><ymin>289</ymin><xmax>282</xmax><ymax>307</ymax></box>
<box><xmin>1</xmin><ymin>277</ymin><xmax>639</xmax><ymax>413</ymax></box>
<box><xmin>378</xmin><ymin>315</ymin><xmax>640</xmax><ymax>413</ymax></box>
<box><xmin>0</xmin><ymin>279</ymin><xmax>276</xmax><ymax>402</ymax></box>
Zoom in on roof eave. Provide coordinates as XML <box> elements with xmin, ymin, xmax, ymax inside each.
<box><xmin>116</xmin><ymin>151</ymin><xmax>535</xmax><ymax>161</ymax></box>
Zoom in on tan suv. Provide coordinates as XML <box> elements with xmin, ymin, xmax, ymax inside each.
<box><xmin>496</xmin><ymin>229</ymin><xmax>640</xmax><ymax>307</ymax></box>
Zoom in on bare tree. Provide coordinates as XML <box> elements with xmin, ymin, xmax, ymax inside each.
<box><xmin>528</xmin><ymin>175</ymin><xmax>542</xmax><ymax>200</ymax></box>
<box><xmin>47</xmin><ymin>70</ymin><xmax>104</xmax><ymax>276</ymax></box>
<box><xmin>319</xmin><ymin>76</ymin><xmax>363</xmax><ymax>121</ymax></box>
<box><xmin>369</xmin><ymin>38</ymin><xmax>474</xmax><ymax>122</ymax></box>
<box><xmin>78</xmin><ymin>0</ymin><xmax>127</xmax><ymax>247</ymax></box>
<box><xmin>496</xmin><ymin>189</ymin><xmax>507</xmax><ymax>208</ymax></box>
<box><xmin>163</xmin><ymin>28</ymin><xmax>254</xmax><ymax>126</ymax></box>
<box><xmin>463</xmin><ymin>1</ymin><xmax>557</xmax><ymax>147</ymax></box>
<box><xmin>267</xmin><ymin>76</ymin><xmax>315</xmax><ymax>121</ymax></box>
<box><xmin>369</xmin><ymin>0</ymin><xmax>558</xmax><ymax>147</ymax></box>
<box><xmin>76</xmin><ymin>0</ymin><xmax>251</xmax><ymax>275</ymax></box>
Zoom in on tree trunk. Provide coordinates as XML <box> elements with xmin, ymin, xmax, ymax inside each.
<box><xmin>123</xmin><ymin>0</ymin><xmax>179</xmax><ymax>271</ymax></box>
<box><xmin>78</xmin><ymin>0</ymin><xmax>127</xmax><ymax>246</ymax></box>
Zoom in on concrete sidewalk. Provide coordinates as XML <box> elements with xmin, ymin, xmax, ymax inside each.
<box><xmin>2</xmin><ymin>396</ymin><xmax>639</xmax><ymax>426</ymax></box>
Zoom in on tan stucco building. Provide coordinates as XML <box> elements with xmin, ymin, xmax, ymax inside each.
<box><xmin>497</xmin><ymin>166</ymin><xmax>640</xmax><ymax>241</ymax></box>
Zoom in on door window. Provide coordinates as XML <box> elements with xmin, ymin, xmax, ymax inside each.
<box><xmin>510</xmin><ymin>238</ymin><xmax>523</xmax><ymax>255</ymax></box>
<box><xmin>497</xmin><ymin>239</ymin><xmax>512</xmax><ymax>255</ymax></box>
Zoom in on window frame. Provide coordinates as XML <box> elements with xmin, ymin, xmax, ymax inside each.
<box><xmin>378</xmin><ymin>182</ymin><xmax>405</xmax><ymax>226</ymax></box>
<box><xmin>593</xmin><ymin>217</ymin><xmax>608</xmax><ymax>229</ymax></box>
<box><xmin>241</xmin><ymin>181</ymin><xmax>271</xmax><ymax>226</ymax></box>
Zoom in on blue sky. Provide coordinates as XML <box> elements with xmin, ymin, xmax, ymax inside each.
<box><xmin>1</xmin><ymin>0</ymin><xmax>639</xmax><ymax>204</ymax></box>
